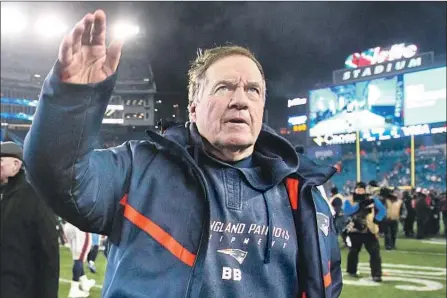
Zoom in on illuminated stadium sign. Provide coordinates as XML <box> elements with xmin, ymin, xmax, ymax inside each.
<box><xmin>288</xmin><ymin>115</ymin><xmax>307</xmax><ymax>125</ymax></box>
<box><xmin>344</xmin><ymin>43</ymin><xmax>419</xmax><ymax>69</ymax></box>
<box><xmin>312</xmin><ymin>123</ymin><xmax>447</xmax><ymax>146</ymax></box>
<box><xmin>287</xmin><ymin>97</ymin><xmax>307</xmax><ymax>108</ymax></box>
<box><xmin>313</xmin><ymin>133</ymin><xmax>357</xmax><ymax>146</ymax></box>
<box><xmin>333</xmin><ymin>52</ymin><xmax>433</xmax><ymax>84</ymax></box>
<box><xmin>292</xmin><ymin>124</ymin><xmax>307</xmax><ymax>132</ymax></box>
<box><xmin>309</xmin><ymin>66</ymin><xmax>446</xmax><ymax>146</ymax></box>
<box><xmin>333</xmin><ymin>43</ymin><xmax>434</xmax><ymax>84</ymax></box>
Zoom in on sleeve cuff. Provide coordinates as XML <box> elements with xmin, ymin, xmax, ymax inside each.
<box><xmin>45</xmin><ymin>60</ymin><xmax>118</xmax><ymax>99</ymax></box>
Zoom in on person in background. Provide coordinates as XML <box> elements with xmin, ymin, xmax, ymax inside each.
<box><xmin>87</xmin><ymin>233</ymin><xmax>101</xmax><ymax>273</ymax></box>
<box><xmin>415</xmin><ymin>191</ymin><xmax>431</xmax><ymax>239</ymax></box>
<box><xmin>330</xmin><ymin>187</ymin><xmax>345</xmax><ymax>236</ymax></box>
<box><xmin>56</xmin><ymin>216</ymin><xmax>68</xmax><ymax>245</ymax></box>
<box><xmin>63</xmin><ymin>221</ymin><xmax>96</xmax><ymax>298</ymax></box>
<box><xmin>402</xmin><ymin>191</ymin><xmax>416</xmax><ymax>237</ymax></box>
<box><xmin>440</xmin><ymin>192</ymin><xmax>447</xmax><ymax>238</ymax></box>
<box><xmin>367</xmin><ymin>181</ymin><xmax>385</xmax><ymax>236</ymax></box>
<box><xmin>427</xmin><ymin>191</ymin><xmax>440</xmax><ymax>236</ymax></box>
<box><xmin>375</xmin><ymin>187</ymin><xmax>387</xmax><ymax>236</ymax></box>
<box><xmin>0</xmin><ymin>141</ymin><xmax>59</xmax><ymax>298</ymax></box>
<box><xmin>382</xmin><ymin>188</ymin><xmax>403</xmax><ymax>250</ymax></box>
<box><xmin>344</xmin><ymin>182</ymin><xmax>386</xmax><ymax>282</ymax></box>
<box><xmin>103</xmin><ymin>237</ymin><xmax>111</xmax><ymax>258</ymax></box>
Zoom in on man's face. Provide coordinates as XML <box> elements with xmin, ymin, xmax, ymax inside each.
<box><xmin>190</xmin><ymin>55</ymin><xmax>265</xmax><ymax>156</ymax></box>
<box><xmin>0</xmin><ymin>157</ymin><xmax>20</xmax><ymax>182</ymax></box>
<box><xmin>355</xmin><ymin>187</ymin><xmax>366</xmax><ymax>195</ymax></box>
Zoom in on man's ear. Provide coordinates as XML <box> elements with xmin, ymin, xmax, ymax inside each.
<box><xmin>13</xmin><ymin>159</ymin><xmax>22</xmax><ymax>173</ymax></box>
<box><xmin>189</xmin><ymin>102</ymin><xmax>197</xmax><ymax>123</ymax></box>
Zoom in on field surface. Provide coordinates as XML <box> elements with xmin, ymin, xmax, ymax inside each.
<box><xmin>58</xmin><ymin>236</ymin><xmax>446</xmax><ymax>298</ymax></box>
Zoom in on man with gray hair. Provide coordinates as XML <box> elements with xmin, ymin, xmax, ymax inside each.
<box><xmin>1</xmin><ymin>141</ymin><xmax>59</xmax><ymax>298</ymax></box>
<box><xmin>24</xmin><ymin>10</ymin><xmax>342</xmax><ymax>298</ymax></box>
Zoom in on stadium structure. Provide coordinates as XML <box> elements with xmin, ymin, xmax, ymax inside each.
<box><xmin>281</xmin><ymin>43</ymin><xmax>446</xmax><ymax>193</ymax></box>
<box><xmin>1</xmin><ymin>10</ymin><xmax>445</xmax><ymax>195</ymax></box>
<box><xmin>0</xmin><ymin>4</ymin><xmax>162</xmax><ymax>149</ymax></box>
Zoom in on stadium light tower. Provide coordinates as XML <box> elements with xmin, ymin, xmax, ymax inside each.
<box><xmin>1</xmin><ymin>6</ymin><xmax>27</xmax><ymax>35</ymax></box>
<box><xmin>35</xmin><ymin>16</ymin><xmax>68</xmax><ymax>38</ymax></box>
<box><xmin>112</xmin><ymin>22</ymin><xmax>140</xmax><ymax>41</ymax></box>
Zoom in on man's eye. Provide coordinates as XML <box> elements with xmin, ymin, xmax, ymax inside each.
<box><xmin>216</xmin><ymin>85</ymin><xmax>229</xmax><ymax>92</ymax></box>
<box><xmin>248</xmin><ymin>87</ymin><xmax>260</xmax><ymax>94</ymax></box>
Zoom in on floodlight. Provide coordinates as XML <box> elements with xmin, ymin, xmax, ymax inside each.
<box><xmin>107</xmin><ymin>105</ymin><xmax>124</xmax><ymax>110</ymax></box>
<box><xmin>1</xmin><ymin>7</ymin><xmax>27</xmax><ymax>35</ymax></box>
<box><xmin>35</xmin><ymin>16</ymin><xmax>68</xmax><ymax>38</ymax></box>
<box><xmin>102</xmin><ymin>119</ymin><xmax>124</xmax><ymax>124</ymax></box>
<box><xmin>112</xmin><ymin>22</ymin><xmax>140</xmax><ymax>40</ymax></box>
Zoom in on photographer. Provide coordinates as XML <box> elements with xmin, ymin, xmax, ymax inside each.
<box><xmin>343</xmin><ymin>182</ymin><xmax>386</xmax><ymax>282</ymax></box>
<box><xmin>381</xmin><ymin>188</ymin><xmax>403</xmax><ymax>250</ymax></box>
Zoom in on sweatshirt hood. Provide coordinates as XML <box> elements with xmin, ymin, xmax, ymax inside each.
<box><xmin>147</xmin><ymin>122</ymin><xmax>336</xmax><ymax>186</ymax></box>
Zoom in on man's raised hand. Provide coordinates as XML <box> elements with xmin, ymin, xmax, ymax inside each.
<box><xmin>58</xmin><ymin>10</ymin><xmax>123</xmax><ymax>84</ymax></box>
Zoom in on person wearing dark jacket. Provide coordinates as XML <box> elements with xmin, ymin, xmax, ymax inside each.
<box><xmin>330</xmin><ymin>187</ymin><xmax>345</xmax><ymax>235</ymax></box>
<box><xmin>402</xmin><ymin>191</ymin><xmax>416</xmax><ymax>237</ymax></box>
<box><xmin>0</xmin><ymin>141</ymin><xmax>59</xmax><ymax>298</ymax></box>
<box><xmin>382</xmin><ymin>188</ymin><xmax>402</xmax><ymax>250</ymax></box>
<box><xmin>440</xmin><ymin>192</ymin><xmax>447</xmax><ymax>238</ymax></box>
<box><xmin>415</xmin><ymin>192</ymin><xmax>431</xmax><ymax>239</ymax></box>
<box><xmin>343</xmin><ymin>182</ymin><xmax>386</xmax><ymax>282</ymax></box>
<box><xmin>427</xmin><ymin>192</ymin><xmax>440</xmax><ymax>236</ymax></box>
<box><xmin>23</xmin><ymin>10</ymin><xmax>342</xmax><ymax>298</ymax></box>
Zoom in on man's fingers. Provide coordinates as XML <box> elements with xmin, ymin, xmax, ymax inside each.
<box><xmin>81</xmin><ymin>13</ymin><xmax>95</xmax><ymax>45</ymax></box>
<box><xmin>58</xmin><ymin>35</ymin><xmax>73</xmax><ymax>65</ymax></box>
<box><xmin>91</xmin><ymin>9</ymin><xmax>107</xmax><ymax>46</ymax></box>
<box><xmin>59</xmin><ymin>19</ymin><xmax>85</xmax><ymax>65</ymax></box>
<box><xmin>71</xmin><ymin>22</ymin><xmax>85</xmax><ymax>55</ymax></box>
<box><xmin>104</xmin><ymin>39</ymin><xmax>124</xmax><ymax>75</ymax></box>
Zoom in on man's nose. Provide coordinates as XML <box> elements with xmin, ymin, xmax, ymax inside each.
<box><xmin>229</xmin><ymin>86</ymin><xmax>249</xmax><ymax>110</ymax></box>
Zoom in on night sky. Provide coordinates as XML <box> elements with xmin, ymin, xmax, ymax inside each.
<box><xmin>108</xmin><ymin>2</ymin><xmax>446</xmax><ymax>96</ymax></box>
<box><xmin>5</xmin><ymin>1</ymin><xmax>447</xmax><ymax>124</ymax></box>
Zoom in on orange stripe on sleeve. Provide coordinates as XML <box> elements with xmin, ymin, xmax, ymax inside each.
<box><xmin>119</xmin><ymin>194</ymin><xmax>196</xmax><ymax>267</ymax></box>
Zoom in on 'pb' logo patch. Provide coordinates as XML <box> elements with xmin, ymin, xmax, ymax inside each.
<box><xmin>316</xmin><ymin>212</ymin><xmax>330</xmax><ymax>236</ymax></box>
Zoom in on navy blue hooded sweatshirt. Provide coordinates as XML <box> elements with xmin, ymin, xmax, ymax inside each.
<box><xmin>187</xmin><ymin>125</ymin><xmax>299</xmax><ymax>297</ymax></box>
<box><xmin>23</xmin><ymin>63</ymin><xmax>343</xmax><ymax>298</ymax></box>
